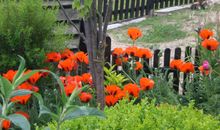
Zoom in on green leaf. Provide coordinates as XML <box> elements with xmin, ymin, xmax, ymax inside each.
<box><xmin>62</xmin><ymin>106</ymin><xmax>106</xmax><ymax>122</ymax></box>
<box><xmin>10</xmin><ymin>89</ymin><xmax>33</xmax><ymax>98</ymax></box>
<box><xmin>33</xmin><ymin>93</ymin><xmax>59</xmax><ymax>120</ymax></box>
<box><xmin>8</xmin><ymin>114</ymin><xmax>30</xmax><ymax>130</ymax></box>
<box><xmin>13</xmin><ymin>70</ymin><xmax>39</xmax><ymax>89</ymax></box>
<box><xmin>0</xmin><ymin>76</ymin><xmax>13</xmax><ymax>98</ymax></box>
<box><xmin>13</xmin><ymin>55</ymin><xmax>26</xmax><ymax>83</ymax></box>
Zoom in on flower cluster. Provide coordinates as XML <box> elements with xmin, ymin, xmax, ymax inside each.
<box><xmin>170</xmin><ymin>59</ymin><xmax>194</xmax><ymax>73</ymax></box>
<box><xmin>112</xmin><ymin>46</ymin><xmax>153</xmax><ymax>67</ymax></box>
<box><xmin>46</xmin><ymin>48</ymin><xmax>89</xmax><ymax>72</ymax></box>
<box><xmin>199</xmin><ymin>29</ymin><xmax>219</xmax><ymax>51</ymax></box>
<box><xmin>105</xmin><ymin>77</ymin><xmax>154</xmax><ymax>107</ymax></box>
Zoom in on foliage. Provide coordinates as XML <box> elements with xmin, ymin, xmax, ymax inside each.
<box><xmin>104</xmin><ymin>65</ymin><xmax>129</xmax><ymax>87</ymax></box>
<box><xmin>0</xmin><ymin>0</ymin><xmax>69</xmax><ymax>72</ymax></box>
<box><xmin>44</xmin><ymin>99</ymin><xmax>220</xmax><ymax>130</ymax></box>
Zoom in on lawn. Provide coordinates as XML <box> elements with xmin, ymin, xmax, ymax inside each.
<box><xmin>108</xmin><ymin>4</ymin><xmax>220</xmax><ymax>46</ymax></box>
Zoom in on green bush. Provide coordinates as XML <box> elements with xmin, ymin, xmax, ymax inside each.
<box><xmin>43</xmin><ymin>99</ymin><xmax>220</xmax><ymax>130</ymax></box>
<box><xmin>0</xmin><ymin>0</ymin><xmax>68</xmax><ymax>72</ymax></box>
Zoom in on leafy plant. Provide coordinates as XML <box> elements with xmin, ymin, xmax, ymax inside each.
<box><xmin>104</xmin><ymin>65</ymin><xmax>129</xmax><ymax>87</ymax></box>
<box><xmin>0</xmin><ymin>0</ymin><xmax>69</xmax><ymax>72</ymax></box>
<box><xmin>44</xmin><ymin>98</ymin><xmax>220</xmax><ymax>130</ymax></box>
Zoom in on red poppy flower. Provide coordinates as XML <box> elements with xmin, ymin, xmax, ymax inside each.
<box><xmin>115</xmin><ymin>57</ymin><xmax>128</xmax><ymax>66</ymax></box>
<box><xmin>10</xmin><ymin>94</ymin><xmax>31</xmax><ymax>104</ymax></box>
<box><xmin>170</xmin><ymin>59</ymin><xmax>184</xmax><ymax>70</ymax></box>
<box><xmin>79</xmin><ymin>92</ymin><xmax>92</xmax><ymax>103</ymax></box>
<box><xmin>127</xmin><ymin>27</ymin><xmax>142</xmax><ymax>41</ymax></box>
<box><xmin>46</xmin><ymin>52</ymin><xmax>61</xmax><ymax>62</ymax></box>
<box><xmin>115</xmin><ymin>90</ymin><xmax>127</xmax><ymax>100</ymax></box>
<box><xmin>75</xmin><ymin>51</ymin><xmax>89</xmax><ymax>64</ymax></box>
<box><xmin>15</xmin><ymin>111</ymin><xmax>30</xmax><ymax>120</ymax></box>
<box><xmin>27</xmin><ymin>71</ymin><xmax>42</xmax><ymax>85</ymax></box>
<box><xmin>81</xmin><ymin>73</ymin><xmax>93</xmax><ymax>85</ymax></box>
<box><xmin>61</xmin><ymin>48</ymin><xmax>74</xmax><ymax>59</ymax></box>
<box><xmin>105</xmin><ymin>85</ymin><xmax>121</xmax><ymax>95</ymax></box>
<box><xmin>112</xmin><ymin>48</ymin><xmax>124</xmax><ymax>57</ymax></box>
<box><xmin>2</xmin><ymin>119</ymin><xmax>10</xmax><ymax>130</ymax></box>
<box><xmin>64</xmin><ymin>83</ymin><xmax>77</xmax><ymax>96</ymax></box>
<box><xmin>125</xmin><ymin>46</ymin><xmax>138</xmax><ymax>56</ymax></box>
<box><xmin>140</xmin><ymin>77</ymin><xmax>155</xmax><ymax>91</ymax></box>
<box><xmin>58</xmin><ymin>59</ymin><xmax>78</xmax><ymax>72</ymax></box>
<box><xmin>201</xmin><ymin>38</ymin><xmax>219</xmax><ymax>51</ymax></box>
<box><xmin>135</xmin><ymin>62</ymin><xmax>143</xmax><ymax>70</ymax></box>
<box><xmin>198</xmin><ymin>66</ymin><xmax>210</xmax><ymax>76</ymax></box>
<box><xmin>123</xmin><ymin>83</ymin><xmax>140</xmax><ymax>97</ymax></box>
<box><xmin>17</xmin><ymin>82</ymin><xmax>39</xmax><ymax>92</ymax></box>
<box><xmin>3</xmin><ymin>70</ymin><xmax>17</xmax><ymax>82</ymax></box>
<box><xmin>135</xmin><ymin>48</ymin><xmax>153</xmax><ymax>59</ymax></box>
<box><xmin>105</xmin><ymin>95</ymin><xmax>118</xmax><ymax>107</ymax></box>
<box><xmin>180</xmin><ymin>62</ymin><xmax>194</xmax><ymax>73</ymax></box>
<box><xmin>199</xmin><ymin>29</ymin><xmax>214</xmax><ymax>40</ymax></box>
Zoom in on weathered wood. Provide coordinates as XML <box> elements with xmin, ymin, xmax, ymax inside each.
<box><xmin>140</xmin><ymin>0</ymin><xmax>145</xmax><ymax>16</ymax></box>
<box><xmin>125</xmin><ymin>0</ymin><xmax>130</xmax><ymax>19</ymax></box>
<box><xmin>119</xmin><ymin>0</ymin><xmax>125</xmax><ymax>20</ymax></box>
<box><xmin>173</xmin><ymin>47</ymin><xmax>181</xmax><ymax>92</ymax></box>
<box><xmin>130</xmin><ymin>0</ymin><xmax>135</xmax><ymax>18</ymax></box>
<box><xmin>114</xmin><ymin>0</ymin><xmax>119</xmax><ymax>21</ymax></box>
<box><xmin>153</xmin><ymin>49</ymin><xmax>160</xmax><ymax>68</ymax></box>
<box><xmin>135</xmin><ymin>0</ymin><xmax>141</xmax><ymax>17</ymax></box>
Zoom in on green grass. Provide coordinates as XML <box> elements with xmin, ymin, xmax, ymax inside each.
<box><xmin>108</xmin><ymin>4</ymin><xmax>220</xmax><ymax>45</ymax></box>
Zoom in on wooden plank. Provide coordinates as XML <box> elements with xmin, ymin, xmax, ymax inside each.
<box><xmin>170</xmin><ymin>0</ymin><xmax>174</xmax><ymax>7</ymax></box>
<box><xmin>153</xmin><ymin>49</ymin><xmax>160</xmax><ymax>68</ymax></box>
<box><xmin>125</xmin><ymin>0</ymin><xmax>130</xmax><ymax>19</ymax></box>
<box><xmin>140</xmin><ymin>0</ymin><xmax>146</xmax><ymax>17</ymax></box>
<box><xmin>114</xmin><ymin>0</ymin><xmax>119</xmax><ymax>21</ymax></box>
<box><xmin>164</xmin><ymin>48</ymin><xmax>171</xmax><ymax>67</ymax></box>
<box><xmin>173</xmin><ymin>47</ymin><xmax>181</xmax><ymax>92</ymax></box>
<box><xmin>130</xmin><ymin>0</ymin><xmax>135</xmax><ymax>18</ymax></box>
<box><xmin>135</xmin><ymin>0</ymin><xmax>140</xmax><ymax>18</ymax></box>
<box><xmin>119</xmin><ymin>0</ymin><xmax>125</xmax><ymax>20</ymax></box>
<box><xmin>154</xmin><ymin>0</ymin><xmax>159</xmax><ymax>10</ymax></box>
<box><xmin>165</xmin><ymin>0</ymin><xmax>169</xmax><ymax>7</ymax></box>
<box><xmin>160</xmin><ymin>0</ymin><xmax>165</xmax><ymax>9</ymax></box>
<box><xmin>175</xmin><ymin>0</ymin><xmax>179</xmax><ymax>6</ymax></box>
<box><xmin>180</xmin><ymin>0</ymin><xmax>184</xmax><ymax>6</ymax></box>
<box><xmin>146</xmin><ymin>0</ymin><xmax>154</xmax><ymax>15</ymax></box>
<box><xmin>143</xmin><ymin>58</ymin><xmax>151</xmax><ymax>75</ymax></box>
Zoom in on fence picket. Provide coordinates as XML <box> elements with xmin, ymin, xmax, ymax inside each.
<box><xmin>135</xmin><ymin>0</ymin><xmax>140</xmax><ymax>17</ymax></box>
<box><xmin>125</xmin><ymin>0</ymin><xmax>130</xmax><ymax>19</ymax></box>
<box><xmin>114</xmin><ymin>0</ymin><xmax>119</xmax><ymax>21</ymax></box>
<box><xmin>140</xmin><ymin>0</ymin><xmax>145</xmax><ymax>16</ymax></box>
<box><xmin>153</xmin><ymin>49</ymin><xmax>160</xmax><ymax>68</ymax></box>
<box><xmin>183</xmin><ymin>46</ymin><xmax>192</xmax><ymax>93</ymax></box>
<box><xmin>119</xmin><ymin>0</ymin><xmax>125</xmax><ymax>20</ymax></box>
<box><xmin>173</xmin><ymin>47</ymin><xmax>181</xmax><ymax>92</ymax></box>
<box><xmin>130</xmin><ymin>0</ymin><xmax>135</xmax><ymax>18</ymax></box>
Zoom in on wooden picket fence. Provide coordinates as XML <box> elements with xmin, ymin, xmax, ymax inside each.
<box><xmin>79</xmin><ymin>36</ymin><xmax>200</xmax><ymax>94</ymax></box>
<box><xmin>104</xmin><ymin>0</ymin><xmax>196</xmax><ymax>22</ymax></box>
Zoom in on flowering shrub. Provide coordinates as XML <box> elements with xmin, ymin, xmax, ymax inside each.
<box><xmin>44</xmin><ymin>99</ymin><xmax>220</xmax><ymax>130</ymax></box>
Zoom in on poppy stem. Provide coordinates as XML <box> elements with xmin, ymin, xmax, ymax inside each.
<box><xmin>132</xmin><ymin>41</ymin><xmax>135</xmax><ymax>46</ymax></box>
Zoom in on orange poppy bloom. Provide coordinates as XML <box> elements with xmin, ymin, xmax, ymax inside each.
<box><xmin>201</xmin><ymin>38</ymin><xmax>219</xmax><ymax>51</ymax></box>
<box><xmin>170</xmin><ymin>59</ymin><xmax>184</xmax><ymax>70</ymax></box>
<box><xmin>115</xmin><ymin>57</ymin><xmax>128</xmax><ymax>66</ymax></box>
<box><xmin>180</xmin><ymin>62</ymin><xmax>194</xmax><ymax>73</ymax></box>
<box><xmin>135</xmin><ymin>48</ymin><xmax>153</xmax><ymax>59</ymax></box>
<box><xmin>75</xmin><ymin>51</ymin><xmax>89</xmax><ymax>64</ymax></box>
<box><xmin>10</xmin><ymin>94</ymin><xmax>31</xmax><ymax>104</ymax></box>
<box><xmin>123</xmin><ymin>83</ymin><xmax>140</xmax><ymax>98</ymax></box>
<box><xmin>58</xmin><ymin>59</ymin><xmax>78</xmax><ymax>72</ymax></box>
<box><xmin>3</xmin><ymin>70</ymin><xmax>17</xmax><ymax>82</ymax></box>
<box><xmin>2</xmin><ymin>119</ymin><xmax>10</xmax><ymax>130</ymax></box>
<box><xmin>199</xmin><ymin>29</ymin><xmax>214</xmax><ymax>40</ymax></box>
<box><xmin>27</xmin><ymin>71</ymin><xmax>42</xmax><ymax>85</ymax></box>
<box><xmin>112</xmin><ymin>48</ymin><xmax>124</xmax><ymax>57</ymax></box>
<box><xmin>64</xmin><ymin>83</ymin><xmax>77</xmax><ymax>96</ymax></box>
<box><xmin>46</xmin><ymin>52</ymin><xmax>61</xmax><ymax>62</ymax></box>
<box><xmin>81</xmin><ymin>73</ymin><xmax>93</xmax><ymax>85</ymax></box>
<box><xmin>139</xmin><ymin>77</ymin><xmax>155</xmax><ymax>91</ymax></box>
<box><xmin>105</xmin><ymin>85</ymin><xmax>121</xmax><ymax>95</ymax></box>
<box><xmin>115</xmin><ymin>90</ymin><xmax>127</xmax><ymax>100</ymax></box>
<box><xmin>124</xmin><ymin>46</ymin><xmax>138</xmax><ymax>56</ymax></box>
<box><xmin>15</xmin><ymin>111</ymin><xmax>30</xmax><ymax>120</ymax></box>
<box><xmin>17</xmin><ymin>82</ymin><xmax>39</xmax><ymax>92</ymax></box>
<box><xmin>198</xmin><ymin>66</ymin><xmax>210</xmax><ymax>76</ymax></box>
<box><xmin>105</xmin><ymin>95</ymin><xmax>118</xmax><ymax>107</ymax></box>
<box><xmin>135</xmin><ymin>62</ymin><xmax>143</xmax><ymax>70</ymax></box>
<box><xmin>79</xmin><ymin>92</ymin><xmax>92</xmax><ymax>103</ymax></box>
<box><xmin>61</xmin><ymin>48</ymin><xmax>74</xmax><ymax>59</ymax></box>
<box><xmin>127</xmin><ymin>27</ymin><xmax>142</xmax><ymax>41</ymax></box>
